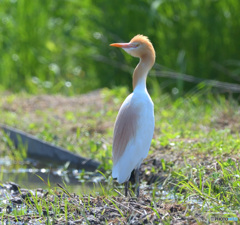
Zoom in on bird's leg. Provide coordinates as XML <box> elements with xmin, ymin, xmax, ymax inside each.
<box><xmin>135</xmin><ymin>167</ymin><xmax>140</xmax><ymax>197</ymax></box>
<box><xmin>125</xmin><ymin>181</ymin><xmax>129</xmax><ymax>197</ymax></box>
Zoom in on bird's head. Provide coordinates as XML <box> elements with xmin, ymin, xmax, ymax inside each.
<box><xmin>110</xmin><ymin>34</ymin><xmax>155</xmax><ymax>64</ymax></box>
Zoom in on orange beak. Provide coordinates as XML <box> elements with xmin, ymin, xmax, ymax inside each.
<box><xmin>110</xmin><ymin>43</ymin><xmax>135</xmax><ymax>48</ymax></box>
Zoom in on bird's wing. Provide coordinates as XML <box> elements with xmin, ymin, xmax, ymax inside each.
<box><xmin>112</xmin><ymin>98</ymin><xmax>139</xmax><ymax>165</ymax></box>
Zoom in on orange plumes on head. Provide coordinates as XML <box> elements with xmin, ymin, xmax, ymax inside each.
<box><xmin>130</xmin><ymin>34</ymin><xmax>151</xmax><ymax>45</ymax></box>
<box><xmin>130</xmin><ymin>34</ymin><xmax>155</xmax><ymax>60</ymax></box>
<box><xmin>110</xmin><ymin>34</ymin><xmax>156</xmax><ymax>89</ymax></box>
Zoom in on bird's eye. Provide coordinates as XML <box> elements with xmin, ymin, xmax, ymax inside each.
<box><xmin>135</xmin><ymin>43</ymin><xmax>140</xmax><ymax>48</ymax></box>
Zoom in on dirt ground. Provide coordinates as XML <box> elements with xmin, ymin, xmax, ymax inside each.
<box><xmin>1</xmin><ymin>91</ymin><xmax>238</xmax><ymax>224</ymax></box>
<box><xmin>1</xmin><ymin>181</ymin><xmax>205</xmax><ymax>225</ymax></box>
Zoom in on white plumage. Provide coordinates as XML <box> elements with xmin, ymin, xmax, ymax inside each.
<box><xmin>110</xmin><ymin>34</ymin><xmax>155</xmax><ymax>197</ymax></box>
<box><xmin>112</xmin><ymin>88</ymin><xmax>154</xmax><ymax>183</ymax></box>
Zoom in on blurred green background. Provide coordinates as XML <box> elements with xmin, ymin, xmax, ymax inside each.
<box><xmin>0</xmin><ymin>0</ymin><xmax>240</xmax><ymax>95</ymax></box>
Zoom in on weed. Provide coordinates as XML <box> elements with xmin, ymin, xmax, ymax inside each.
<box><xmin>0</xmin><ymin>88</ymin><xmax>240</xmax><ymax>223</ymax></box>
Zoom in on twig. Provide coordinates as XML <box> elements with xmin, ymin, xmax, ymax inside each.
<box><xmin>152</xmin><ymin>70</ymin><xmax>240</xmax><ymax>93</ymax></box>
<box><xmin>97</xmin><ymin>55</ymin><xmax>240</xmax><ymax>93</ymax></box>
<box><xmin>114</xmin><ymin>189</ymin><xmax>125</xmax><ymax>197</ymax></box>
<box><xmin>57</xmin><ymin>183</ymin><xmax>73</xmax><ymax>198</ymax></box>
<box><xmin>106</xmin><ymin>197</ymin><xmax>144</xmax><ymax>215</ymax></box>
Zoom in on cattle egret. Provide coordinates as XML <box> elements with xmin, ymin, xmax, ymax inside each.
<box><xmin>110</xmin><ymin>35</ymin><xmax>155</xmax><ymax>197</ymax></box>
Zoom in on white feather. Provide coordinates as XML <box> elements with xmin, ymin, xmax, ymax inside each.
<box><xmin>112</xmin><ymin>87</ymin><xmax>154</xmax><ymax>183</ymax></box>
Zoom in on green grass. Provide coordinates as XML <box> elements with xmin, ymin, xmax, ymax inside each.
<box><xmin>1</xmin><ymin>0</ymin><xmax>240</xmax><ymax>94</ymax></box>
<box><xmin>0</xmin><ymin>87</ymin><xmax>240</xmax><ymax>223</ymax></box>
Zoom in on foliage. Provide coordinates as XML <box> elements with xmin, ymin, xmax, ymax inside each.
<box><xmin>0</xmin><ymin>87</ymin><xmax>240</xmax><ymax>222</ymax></box>
<box><xmin>0</xmin><ymin>0</ymin><xmax>240</xmax><ymax>94</ymax></box>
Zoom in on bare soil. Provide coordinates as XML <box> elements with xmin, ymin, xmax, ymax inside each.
<box><xmin>1</xmin><ymin>182</ymin><xmax>203</xmax><ymax>224</ymax></box>
<box><xmin>1</xmin><ymin>91</ymin><xmax>238</xmax><ymax>224</ymax></box>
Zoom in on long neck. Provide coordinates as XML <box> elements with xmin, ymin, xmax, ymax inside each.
<box><xmin>133</xmin><ymin>55</ymin><xmax>154</xmax><ymax>91</ymax></box>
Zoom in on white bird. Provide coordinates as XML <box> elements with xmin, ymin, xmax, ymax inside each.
<box><xmin>110</xmin><ymin>35</ymin><xmax>155</xmax><ymax>197</ymax></box>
